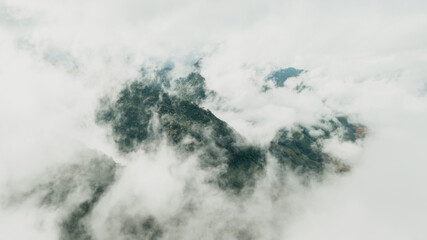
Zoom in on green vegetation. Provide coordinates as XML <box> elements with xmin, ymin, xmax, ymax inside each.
<box><xmin>96</xmin><ymin>82</ymin><xmax>265</xmax><ymax>193</ymax></box>
<box><xmin>174</xmin><ymin>72</ymin><xmax>211</xmax><ymax>104</ymax></box>
<box><xmin>269</xmin><ymin>117</ymin><xmax>366</xmax><ymax>173</ymax></box>
<box><xmin>269</xmin><ymin>126</ymin><xmax>329</xmax><ymax>173</ymax></box>
<box><xmin>96</xmin><ymin>67</ymin><xmax>367</xmax><ymax>189</ymax></box>
<box><xmin>35</xmin><ymin>156</ymin><xmax>117</xmax><ymax>240</ymax></box>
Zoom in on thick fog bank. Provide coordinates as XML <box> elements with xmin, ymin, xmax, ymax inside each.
<box><xmin>1</xmin><ymin>0</ymin><xmax>426</xmax><ymax>239</ymax></box>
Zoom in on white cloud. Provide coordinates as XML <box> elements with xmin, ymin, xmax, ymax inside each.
<box><xmin>1</xmin><ymin>0</ymin><xmax>426</xmax><ymax>239</ymax></box>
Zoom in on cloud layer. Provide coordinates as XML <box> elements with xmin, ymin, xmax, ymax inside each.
<box><xmin>1</xmin><ymin>0</ymin><xmax>426</xmax><ymax>239</ymax></box>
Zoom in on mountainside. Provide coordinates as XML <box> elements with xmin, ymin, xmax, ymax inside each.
<box><xmin>7</xmin><ymin>65</ymin><xmax>366</xmax><ymax>240</ymax></box>
<box><xmin>2</xmin><ymin>1</ymin><xmax>425</xmax><ymax>239</ymax></box>
<box><xmin>97</xmin><ymin>68</ymin><xmax>366</xmax><ymax>191</ymax></box>
<box><xmin>97</xmin><ymin>80</ymin><xmax>266</xmax><ymax>193</ymax></box>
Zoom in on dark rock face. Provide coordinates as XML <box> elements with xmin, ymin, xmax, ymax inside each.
<box><xmin>96</xmin><ymin>82</ymin><xmax>266</xmax><ymax>193</ymax></box>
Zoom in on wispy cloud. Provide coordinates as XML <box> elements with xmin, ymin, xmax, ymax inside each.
<box><xmin>0</xmin><ymin>0</ymin><xmax>426</xmax><ymax>239</ymax></box>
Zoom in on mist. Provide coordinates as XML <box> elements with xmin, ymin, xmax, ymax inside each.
<box><xmin>1</xmin><ymin>0</ymin><xmax>426</xmax><ymax>239</ymax></box>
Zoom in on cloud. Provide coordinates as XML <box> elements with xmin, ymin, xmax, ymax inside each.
<box><xmin>0</xmin><ymin>0</ymin><xmax>426</xmax><ymax>239</ymax></box>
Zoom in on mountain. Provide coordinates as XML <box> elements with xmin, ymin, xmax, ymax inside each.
<box><xmin>96</xmin><ymin>80</ymin><xmax>266</xmax><ymax>194</ymax></box>
<box><xmin>96</xmin><ymin>68</ymin><xmax>366</xmax><ymax>192</ymax></box>
<box><xmin>11</xmin><ymin>65</ymin><xmax>366</xmax><ymax>240</ymax></box>
<box><xmin>270</xmin><ymin>117</ymin><xmax>366</xmax><ymax>174</ymax></box>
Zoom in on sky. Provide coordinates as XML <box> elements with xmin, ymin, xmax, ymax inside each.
<box><xmin>0</xmin><ymin>0</ymin><xmax>427</xmax><ymax>239</ymax></box>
